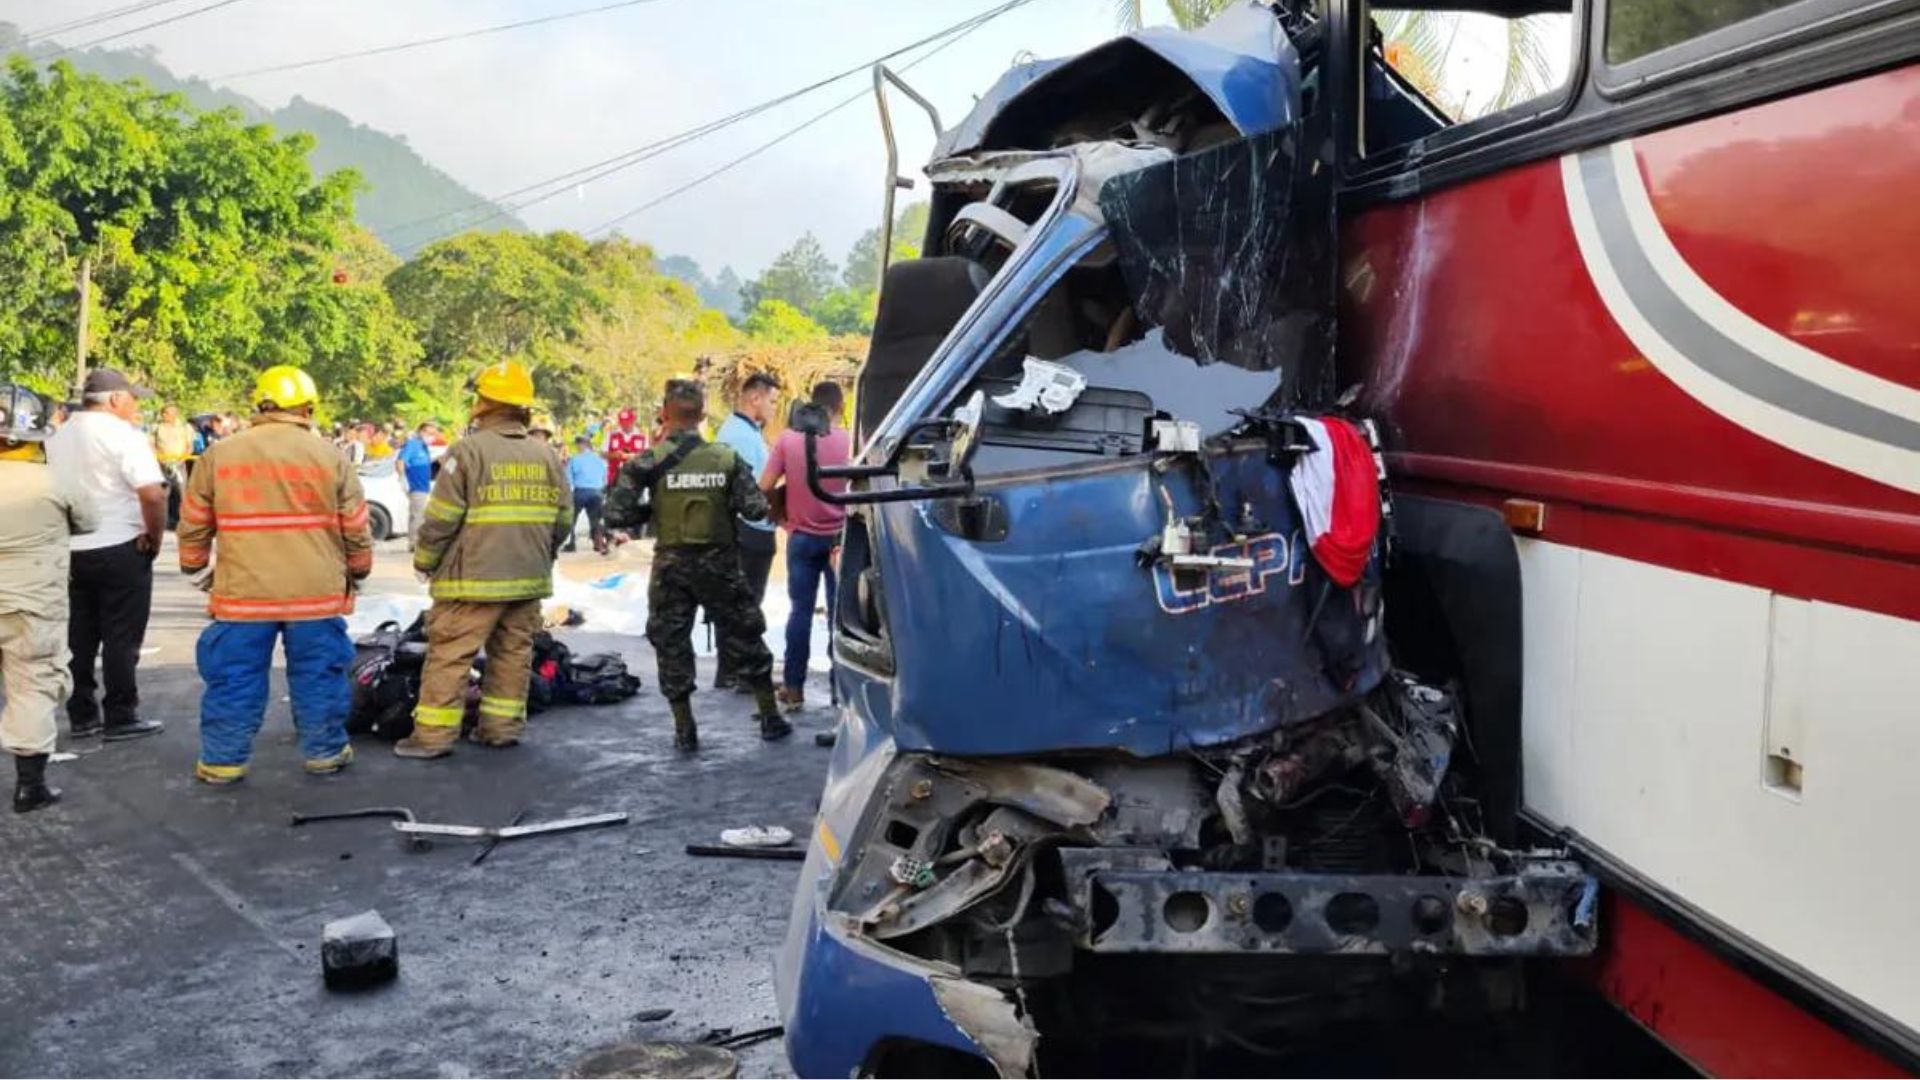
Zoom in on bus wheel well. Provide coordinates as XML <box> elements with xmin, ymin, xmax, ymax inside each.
<box><xmin>1383</xmin><ymin>495</ymin><xmax>1523</xmax><ymax>844</ymax></box>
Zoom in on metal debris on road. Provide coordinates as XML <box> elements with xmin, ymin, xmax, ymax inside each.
<box><xmin>700</xmin><ymin>1025</ymin><xmax>784</xmax><ymax>1051</ymax></box>
<box><xmin>684</xmin><ymin>844</ymin><xmax>805</xmax><ymax>862</ymax></box>
<box><xmin>471</xmin><ymin>803</ymin><xmax>533</xmax><ymax>866</ymax></box>
<box><xmin>394</xmin><ymin>811</ymin><xmax>628</xmax><ymax>845</ymax></box>
<box><xmin>290</xmin><ymin>805</ymin><xmax>430</xmax><ymax>851</ymax></box>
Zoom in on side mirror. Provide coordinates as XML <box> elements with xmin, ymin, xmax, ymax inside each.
<box><xmin>806</xmin><ymin>391</ymin><xmax>985</xmax><ymax>507</ymax></box>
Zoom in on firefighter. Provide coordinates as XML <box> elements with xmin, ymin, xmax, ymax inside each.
<box><xmin>604</xmin><ymin>380</ymin><xmax>790</xmax><ymax>751</ymax></box>
<box><xmin>397</xmin><ymin>360</ymin><xmax>572</xmax><ymax>759</ymax></box>
<box><xmin>0</xmin><ymin>385</ymin><xmax>96</xmax><ymax>812</ymax></box>
<box><xmin>178</xmin><ymin>366</ymin><xmax>374</xmax><ymax>784</ymax></box>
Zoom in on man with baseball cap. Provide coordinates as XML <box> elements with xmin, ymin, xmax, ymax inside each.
<box><xmin>46</xmin><ymin>368</ymin><xmax>167</xmax><ymax>744</ymax></box>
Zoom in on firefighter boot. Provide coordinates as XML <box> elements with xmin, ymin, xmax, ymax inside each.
<box><xmin>670</xmin><ymin>698</ymin><xmax>699</xmax><ymax>753</ymax></box>
<box><xmin>394</xmin><ymin>720</ymin><xmax>459</xmax><ymax>759</ymax></box>
<box><xmin>753</xmin><ymin>682</ymin><xmax>793</xmax><ymax>742</ymax></box>
<box><xmin>304</xmin><ymin>744</ymin><xmax>355</xmax><ymax>776</ymax></box>
<box><xmin>12</xmin><ymin>753</ymin><xmax>61</xmax><ymax>814</ymax></box>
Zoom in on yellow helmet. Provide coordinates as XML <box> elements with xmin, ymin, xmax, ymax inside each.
<box><xmin>254</xmin><ymin>365</ymin><xmax>318</xmax><ymax>410</ymax></box>
<box><xmin>472</xmin><ymin>359</ymin><xmax>536</xmax><ymax>407</ymax></box>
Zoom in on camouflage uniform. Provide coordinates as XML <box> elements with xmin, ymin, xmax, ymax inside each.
<box><xmin>605</xmin><ymin>430</ymin><xmax>785</xmax><ymax>747</ymax></box>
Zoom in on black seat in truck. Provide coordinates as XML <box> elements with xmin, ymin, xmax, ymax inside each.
<box><xmin>856</xmin><ymin>256</ymin><xmax>990</xmax><ymax>446</ymax></box>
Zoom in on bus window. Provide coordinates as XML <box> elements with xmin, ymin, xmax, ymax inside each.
<box><xmin>1605</xmin><ymin>0</ymin><xmax>1809</xmax><ymax>63</ymax></box>
<box><xmin>1364</xmin><ymin>5</ymin><xmax>1576</xmax><ymax>157</ymax></box>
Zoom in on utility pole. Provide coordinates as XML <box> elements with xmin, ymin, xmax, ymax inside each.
<box><xmin>73</xmin><ymin>254</ymin><xmax>92</xmax><ymax>399</ymax></box>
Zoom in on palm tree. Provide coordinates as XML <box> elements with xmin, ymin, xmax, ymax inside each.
<box><xmin>1111</xmin><ymin>3</ymin><xmax>1560</xmax><ymax>122</ymax></box>
<box><xmin>1110</xmin><ymin>0</ymin><xmax>1237</xmax><ymax>32</ymax></box>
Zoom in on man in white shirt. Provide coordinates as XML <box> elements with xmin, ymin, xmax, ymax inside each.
<box><xmin>46</xmin><ymin>369</ymin><xmax>167</xmax><ymax>743</ymax></box>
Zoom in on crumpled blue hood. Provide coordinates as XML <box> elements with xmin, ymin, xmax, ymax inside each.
<box><xmin>932</xmin><ymin>2</ymin><xmax>1299</xmax><ymax>160</ymax></box>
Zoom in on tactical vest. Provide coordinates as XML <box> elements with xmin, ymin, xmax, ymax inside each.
<box><xmin>651</xmin><ymin>441</ymin><xmax>739</xmax><ymax>548</ymax></box>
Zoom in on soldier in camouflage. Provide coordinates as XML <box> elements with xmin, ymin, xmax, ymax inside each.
<box><xmin>605</xmin><ymin>380</ymin><xmax>791</xmax><ymax>751</ymax></box>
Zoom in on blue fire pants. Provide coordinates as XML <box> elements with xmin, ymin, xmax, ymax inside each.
<box><xmin>197</xmin><ymin>618</ymin><xmax>354</xmax><ymax>772</ymax></box>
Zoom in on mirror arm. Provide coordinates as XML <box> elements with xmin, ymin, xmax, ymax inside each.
<box><xmin>805</xmin><ymin>424</ymin><xmax>972</xmax><ymax>506</ymax></box>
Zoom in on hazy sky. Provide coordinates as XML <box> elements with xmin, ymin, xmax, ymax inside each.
<box><xmin>0</xmin><ymin>0</ymin><xmax>1180</xmax><ymax>276</ymax></box>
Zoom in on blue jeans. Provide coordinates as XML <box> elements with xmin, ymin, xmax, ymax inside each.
<box><xmin>566</xmin><ymin>490</ymin><xmax>605</xmax><ymax>551</ymax></box>
<box><xmin>197</xmin><ymin>618</ymin><xmax>354</xmax><ymax>769</ymax></box>
<box><xmin>784</xmin><ymin>531</ymin><xmax>837</xmax><ymax>691</ymax></box>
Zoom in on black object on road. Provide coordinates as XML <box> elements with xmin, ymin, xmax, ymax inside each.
<box><xmin>702</xmin><ymin>1025</ymin><xmax>784</xmax><ymax>1050</ymax></box>
<box><xmin>472</xmin><ymin>804</ymin><xmax>533</xmax><ymax>866</ymax></box>
<box><xmin>321</xmin><ymin>909</ymin><xmax>398</xmax><ymax>990</ymax></box>
<box><xmin>291</xmin><ymin>805</ymin><xmax>430</xmax><ymax>851</ymax></box>
<box><xmin>684</xmin><ymin>844</ymin><xmax>804</xmax><ymax>862</ymax></box>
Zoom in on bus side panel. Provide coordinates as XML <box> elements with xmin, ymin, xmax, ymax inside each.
<box><xmin>1339</xmin><ymin>64</ymin><xmax>1920</xmax><ymax>1064</ymax></box>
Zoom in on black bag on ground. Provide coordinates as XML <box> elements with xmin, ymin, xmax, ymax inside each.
<box><xmin>562</xmin><ymin>651</ymin><xmax>642</xmax><ymax>705</ymax></box>
<box><xmin>348</xmin><ymin>616</ymin><xmax>429</xmax><ymax>741</ymax></box>
<box><xmin>526</xmin><ymin>631</ymin><xmax>572</xmax><ymax>714</ymax></box>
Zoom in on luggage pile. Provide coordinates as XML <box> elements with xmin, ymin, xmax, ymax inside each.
<box><xmin>346</xmin><ymin>617</ymin><xmax>642</xmax><ymax>740</ymax></box>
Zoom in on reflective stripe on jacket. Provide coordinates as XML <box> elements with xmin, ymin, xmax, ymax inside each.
<box><xmin>413</xmin><ymin>414</ymin><xmax>572</xmax><ymax>603</ymax></box>
<box><xmin>178</xmin><ymin>411</ymin><xmax>374</xmax><ymax>621</ymax></box>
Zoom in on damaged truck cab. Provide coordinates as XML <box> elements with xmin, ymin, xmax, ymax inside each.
<box><xmin>776</xmin><ymin>6</ymin><xmax>1595</xmax><ymax>1075</ymax></box>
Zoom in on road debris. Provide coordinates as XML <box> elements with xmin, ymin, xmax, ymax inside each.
<box><xmin>290</xmin><ymin>805</ymin><xmax>431</xmax><ymax>851</ymax></box>
<box><xmin>563</xmin><ymin>1042</ymin><xmax>738</xmax><ymax>1079</ymax></box>
<box><xmin>394</xmin><ymin>811</ymin><xmax>628</xmax><ymax>846</ymax></box>
<box><xmin>684</xmin><ymin>844</ymin><xmax>804</xmax><ymax>862</ymax></box>
<box><xmin>321</xmin><ymin>909</ymin><xmax>398</xmax><ymax>990</ymax></box>
<box><xmin>699</xmin><ymin>1025</ymin><xmax>784</xmax><ymax>1051</ymax></box>
<box><xmin>472</xmin><ymin>804</ymin><xmax>533</xmax><ymax>866</ymax></box>
<box><xmin>718</xmin><ymin>825</ymin><xmax>792</xmax><ymax>848</ymax></box>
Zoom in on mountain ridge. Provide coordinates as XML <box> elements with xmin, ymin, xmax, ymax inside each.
<box><xmin>0</xmin><ymin>24</ymin><xmax>524</xmax><ymax>252</ymax></box>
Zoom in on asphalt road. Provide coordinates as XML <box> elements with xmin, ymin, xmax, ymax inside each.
<box><xmin>0</xmin><ymin>540</ymin><xmax>831</xmax><ymax>1078</ymax></box>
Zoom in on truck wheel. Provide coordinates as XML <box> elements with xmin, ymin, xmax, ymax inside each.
<box><xmin>368</xmin><ymin>504</ymin><xmax>393</xmax><ymax>542</ymax></box>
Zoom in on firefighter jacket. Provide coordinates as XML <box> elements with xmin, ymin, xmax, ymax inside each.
<box><xmin>179</xmin><ymin>412</ymin><xmax>374</xmax><ymax>621</ymax></box>
<box><xmin>414</xmin><ymin>413</ymin><xmax>572</xmax><ymax>602</ymax></box>
<box><xmin>603</xmin><ymin>431</ymin><xmax>767</xmax><ymax>548</ymax></box>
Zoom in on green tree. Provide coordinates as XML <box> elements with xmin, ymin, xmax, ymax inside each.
<box><xmin>386</xmin><ymin>230</ymin><xmax>601</xmax><ymax>367</ymax></box>
<box><xmin>0</xmin><ymin>58</ymin><xmax>419</xmax><ymax>412</ymax></box>
<box><xmin>388</xmin><ymin>230</ymin><xmax>751</xmax><ymax>422</ymax></box>
<box><xmin>812</xmin><ymin>287</ymin><xmax>878</xmax><ymax>336</ymax></box>
<box><xmin>742</xmin><ymin>299</ymin><xmax>828</xmax><ymax>344</ymax></box>
<box><xmin>741</xmin><ymin>232</ymin><xmax>837</xmax><ymax>314</ymax></box>
<box><xmin>842</xmin><ymin>201</ymin><xmax>929</xmax><ymax>290</ymax></box>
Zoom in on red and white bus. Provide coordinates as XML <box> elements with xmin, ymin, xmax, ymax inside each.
<box><xmin>1338</xmin><ymin>0</ymin><xmax>1919</xmax><ymax>1072</ymax></box>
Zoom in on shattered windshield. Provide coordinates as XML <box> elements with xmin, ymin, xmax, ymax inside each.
<box><xmin>955</xmin><ymin>126</ymin><xmax>1334</xmax><ymax>477</ymax></box>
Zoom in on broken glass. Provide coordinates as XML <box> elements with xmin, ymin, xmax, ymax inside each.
<box><xmin>1099</xmin><ymin>125</ymin><xmax>1338</xmax><ymax>408</ymax></box>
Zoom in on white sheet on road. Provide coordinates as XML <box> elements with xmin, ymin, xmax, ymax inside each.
<box><xmin>349</xmin><ymin>570</ymin><xmax>832</xmax><ymax>673</ymax></box>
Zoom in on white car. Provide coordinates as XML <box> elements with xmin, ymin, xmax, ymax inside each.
<box><xmin>358</xmin><ymin>462</ymin><xmax>407</xmax><ymax>542</ymax></box>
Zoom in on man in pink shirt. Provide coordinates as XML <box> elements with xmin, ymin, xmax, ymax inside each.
<box><xmin>761</xmin><ymin>381</ymin><xmax>850</xmax><ymax>710</ymax></box>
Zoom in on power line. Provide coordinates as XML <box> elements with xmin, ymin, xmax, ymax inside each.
<box><xmin>48</xmin><ymin>0</ymin><xmax>253</xmax><ymax>57</ymax></box>
<box><xmin>586</xmin><ymin>12</ymin><xmax>996</xmax><ymax>238</ymax></box>
<box><xmin>214</xmin><ymin>0</ymin><xmax>669</xmax><ymax>80</ymax></box>
<box><xmin>26</xmin><ymin>0</ymin><xmax>190</xmax><ymax>39</ymax></box>
<box><xmin>385</xmin><ymin>0</ymin><xmax>1041</xmax><ymax>247</ymax></box>
<box><xmin>380</xmin><ymin>0</ymin><xmax>1035</xmax><ymax>241</ymax></box>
